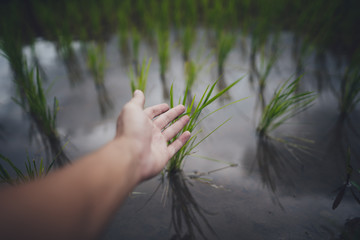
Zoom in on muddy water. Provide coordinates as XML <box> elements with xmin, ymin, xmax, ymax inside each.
<box><xmin>0</xmin><ymin>30</ymin><xmax>359</xmax><ymax>239</ymax></box>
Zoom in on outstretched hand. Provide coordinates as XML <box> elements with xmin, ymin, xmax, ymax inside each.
<box><xmin>116</xmin><ymin>90</ymin><xmax>190</xmax><ymax>181</ymax></box>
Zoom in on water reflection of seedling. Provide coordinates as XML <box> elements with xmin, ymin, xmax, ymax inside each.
<box><xmin>257</xmin><ymin>76</ymin><xmax>317</xmax><ymax>137</ymax></box>
<box><xmin>332</xmin><ymin>148</ymin><xmax>360</xmax><ymax>210</ymax></box>
<box><xmin>167</xmin><ymin>77</ymin><xmax>244</xmax><ymax>172</ymax></box>
<box><xmin>164</xmin><ymin>171</ymin><xmax>217</xmax><ymax>240</ymax></box>
<box><xmin>157</xmin><ymin>29</ymin><xmax>170</xmax><ymax>99</ymax></box>
<box><xmin>216</xmin><ymin>30</ymin><xmax>236</xmax><ymax>91</ymax></box>
<box><xmin>129</xmin><ymin>58</ymin><xmax>152</xmax><ymax>93</ymax></box>
<box><xmin>251</xmin><ymin>136</ymin><xmax>309</xmax><ymax>209</ymax></box>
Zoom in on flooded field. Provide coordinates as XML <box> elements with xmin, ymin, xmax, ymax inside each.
<box><xmin>0</xmin><ymin>0</ymin><xmax>359</xmax><ymax>239</ymax></box>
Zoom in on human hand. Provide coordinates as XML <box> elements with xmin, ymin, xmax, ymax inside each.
<box><xmin>115</xmin><ymin>90</ymin><xmax>190</xmax><ymax>182</ymax></box>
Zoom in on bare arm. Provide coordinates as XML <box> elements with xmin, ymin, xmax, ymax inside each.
<box><xmin>0</xmin><ymin>90</ymin><xmax>190</xmax><ymax>240</ymax></box>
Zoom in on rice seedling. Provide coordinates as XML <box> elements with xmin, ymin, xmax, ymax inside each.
<box><xmin>0</xmin><ymin>154</ymin><xmax>54</xmax><ymax>185</ymax></box>
<box><xmin>13</xmin><ymin>67</ymin><xmax>59</xmax><ymax>140</ymax></box>
<box><xmin>257</xmin><ymin>76</ymin><xmax>317</xmax><ymax>137</ymax></box>
<box><xmin>129</xmin><ymin>58</ymin><xmax>152</xmax><ymax>93</ymax></box>
<box><xmin>12</xmin><ymin>65</ymin><xmax>70</xmax><ymax>167</ymax></box>
<box><xmin>166</xmin><ymin>76</ymin><xmax>244</xmax><ymax>172</ymax></box>
<box><xmin>86</xmin><ymin>42</ymin><xmax>106</xmax><ymax>86</ymax></box>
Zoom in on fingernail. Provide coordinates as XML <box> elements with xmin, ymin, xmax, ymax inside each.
<box><xmin>134</xmin><ymin>90</ymin><xmax>142</xmax><ymax>96</ymax></box>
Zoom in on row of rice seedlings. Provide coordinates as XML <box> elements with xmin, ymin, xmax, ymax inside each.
<box><xmin>167</xmin><ymin>77</ymin><xmax>244</xmax><ymax>172</ymax></box>
<box><xmin>216</xmin><ymin>31</ymin><xmax>236</xmax><ymax>90</ymax></box>
<box><xmin>86</xmin><ymin>42</ymin><xmax>106</xmax><ymax>86</ymax></box>
<box><xmin>257</xmin><ymin>76</ymin><xmax>317</xmax><ymax>137</ymax></box>
<box><xmin>129</xmin><ymin>58</ymin><xmax>152</xmax><ymax>93</ymax></box>
<box><xmin>157</xmin><ymin>29</ymin><xmax>170</xmax><ymax>99</ymax></box>
<box><xmin>2</xmin><ymin>0</ymin><xmax>357</xmax><ymax>56</ymax></box>
<box><xmin>0</xmin><ymin>154</ymin><xmax>54</xmax><ymax>185</ymax></box>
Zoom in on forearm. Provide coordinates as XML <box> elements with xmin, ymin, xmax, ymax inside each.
<box><xmin>0</xmin><ymin>137</ymin><xmax>141</xmax><ymax>240</ymax></box>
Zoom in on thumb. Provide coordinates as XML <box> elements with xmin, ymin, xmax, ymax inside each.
<box><xmin>131</xmin><ymin>90</ymin><xmax>145</xmax><ymax>108</ymax></box>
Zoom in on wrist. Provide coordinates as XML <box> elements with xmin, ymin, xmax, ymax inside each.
<box><xmin>110</xmin><ymin>137</ymin><xmax>143</xmax><ymax>184</ymax></box>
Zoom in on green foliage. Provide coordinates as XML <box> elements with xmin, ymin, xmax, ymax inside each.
<box><xmin>257</xmin><ymin>76</ymin><xmax>317</xmax><ymax>136</ymax></box>
<box><xmin>129</xmin><ymin>58</ymin><xmax>152</xmax><ymax>93</ymax></box>
<box><xmin>0</xmin><ymin>154</ymin><xmax>54</xmax><ymax>185</ymax></box>
<box><xmin>86</xmin><ymin>43</ymin><xmax>106</xmax><ymax>85</ymax></box>
<box><xmin>167</xmin><ymin>77</ymin><xmax>245</xmax><ymax>172</ymax></box>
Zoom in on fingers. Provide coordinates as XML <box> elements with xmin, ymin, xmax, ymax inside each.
<box><xmin>162</xmin><ymin>115</ymin><xmax>190</xmax><ymax>141</ymax></box>
<box><xmin>153</xmin><ymin>105</ymin><xmax>186</xmax><ymax>129</ymax></box>
<box><xmin>131</xmin><ymin>90</ymin><xmax>145</xmax><ymax>108</ymax></box>
<box><xmin>144</xmin><ymin>103</ymin><xmax>170</xmax><ymax>119</ymax></box>
<box><xmin>167</xmin><ymin>131</ymin><xmax>191</xmax><ymax>158</ymax></box>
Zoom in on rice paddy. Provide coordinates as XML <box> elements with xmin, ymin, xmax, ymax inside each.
<box><xmin>0</xmin><ymin>0</ymin><xmax>359</xmax><ymax>239</ymax></box>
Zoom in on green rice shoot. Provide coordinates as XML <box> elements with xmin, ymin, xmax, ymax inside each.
<box><xmin>257</xmin><ymin>76</ymin><xmax>317</xmax><ymax>136</ymax></box>
<box><xmin>167</xmin><ymin>76</ymin><xmax>245</xmax><ymax>172</ymax></box>
<box><xmin>129</xmin><ymin>58</ymin><xmax>152</xmax><ymax>93</ymax></box>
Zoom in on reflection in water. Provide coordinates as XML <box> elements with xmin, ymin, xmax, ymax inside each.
<box><xmin>162</xmin><ymin>171</ymin><xmax>217</xmax><ymax>240</ymax></box>
<box><xmin>323</xmin><ymin>115</ymin><xmax>360</xmax><ymax>170</ymax></box>
<box><xmin>253</xmin><ymin>137</ymin><xmax>305</xmax><ymax>207</ymax></box>
<box><xmin>95</xmin><ymin>83</ymin><xmax>113</xmax><ymax>117</ymax></box>
<box><xmin>323</xmin><ymin>115</ymin><xmax>360</xmax><ymax>210</ymax></box>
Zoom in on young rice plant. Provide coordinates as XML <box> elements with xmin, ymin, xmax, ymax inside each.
<box><xmin>129</xmin><ymin>58</ymin><xmax>152</xmax><ymax>93</ymax></box>
<box><xmin>0</xmin><ymin>154</ymin><xmax>55</xmax><ymax>185</ymax></box>
<box><xmin>257</xmin><ymin>76</ymin><xmax>317</xmax><ymax>137</ymax></box>
<box><xmin>167</xmin><ymin>76</ymin><xmax>245</xmax><ymax>172</ymax></box>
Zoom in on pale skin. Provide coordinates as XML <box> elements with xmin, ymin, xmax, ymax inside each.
<box><xmin>0</xmin><ymin>90</ymin><xmax>191</xmax><ymax>240</ymax></box>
